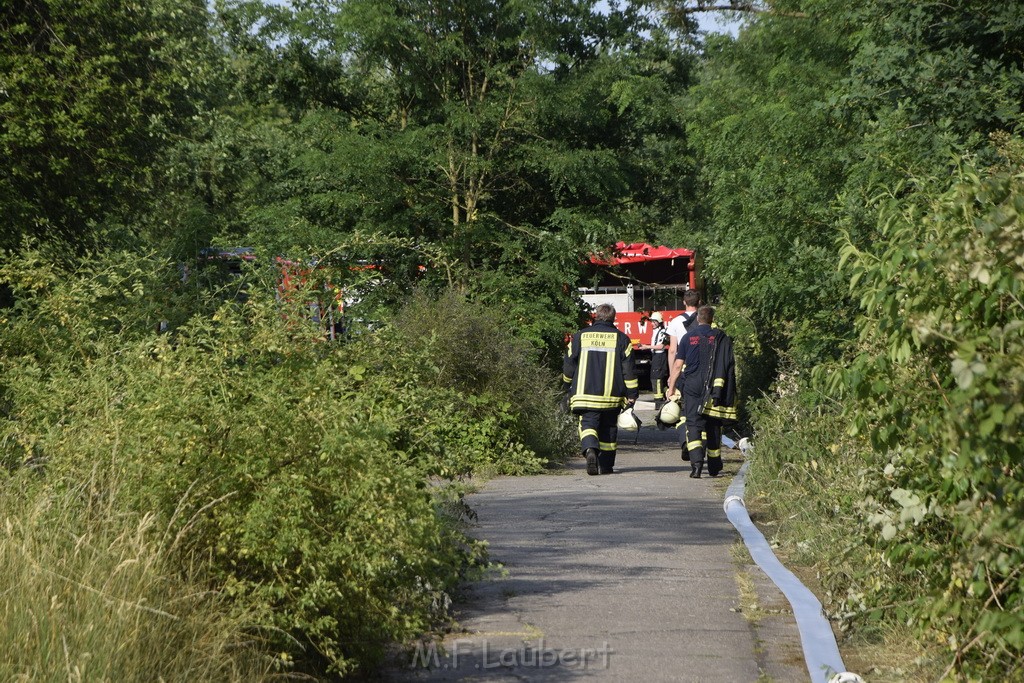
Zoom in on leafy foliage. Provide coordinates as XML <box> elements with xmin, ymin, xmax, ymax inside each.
<box><xmin>393</xmin><ymin>288</ymin><xmax>576</xmax><ymax>467</ymax></box>
<box><xmin>835</xmin><ymin>161</ymin><xmax>1024</xmax><ymax>676</ymax></box>
<box><xmin>161</xmin><ymin>0</ymin><xmax>699</xmax><ymax>361</ymax></box>
<box><xmin>690</xmin><ymin>1</ymin><xmax>1024</xmax><ymax>675</ymax></box>
<box><xmin>0</xmin><ymin>0</ymin><xmax>222</xmax><ymax>251</ymax></box>
<box><xmin>0</xmin><ymin>250</ymin><xmax>572</xmax><ymax>674</ymax></box>
<box><xmin>683</xmin><ymin>13</ymin><xmax>857</xmax><ymax>371</ymax></box>
<box><xmin>9</xmin><ymin>0</ymin><xmax>1024</xmax><ymax>675</ymax></box>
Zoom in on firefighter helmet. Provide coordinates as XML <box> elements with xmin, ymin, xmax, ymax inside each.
<box><xmin>617</xmin><ymin>407</ymin><xmax>641</xmax><ymax>431</ymax></box>
<box><xmin>650</xmin><ymin>311</ymin><xmax>664</xmax><ymax>322</ymax></box>
<box><xmin>659</xmin><ymin>399</ymin><xmax>681</xmax><ymax>425</ymax></box>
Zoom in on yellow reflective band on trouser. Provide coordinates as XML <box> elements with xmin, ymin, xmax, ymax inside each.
<box><xmin>686</xmin><ymin>439</ymin><xmax>704</xmax><ymax>451</ymax></box>
<box><xmin>562</xmin><ymin>374</ymin><xmax>571</xmax><ymax>384</ymax></box>
<box><xmin>703</xmin><ymin>405</ymin><xmax>738</xmax><ymax>421</ymax></box>
<box><xmin>599</xmin><ymin>441</ymin><xmax>616</xmax><ymax>451</ymax></box>
<box><xmin>625</xmin><ymin>378</ymin><xmax>638</xmax><ymax>389</ymax></box>
<box><xmin>576</xmin><ymin>415</ymin><xmax>597</xmax><ymax>441</ymax></box>
<box><xmin>707</xmin><ymin>449</ymin><xmax>720</xmax><ymax>459</ymax></box>
<box><xmin>713</xmin><ymin>378</ymin><xmax>725</xmax><ymax>388</ymax></box>
<box><xmin>571</xmin><ymin>396</ymin><xmax>626</xmax><ymax>410</ymax></box>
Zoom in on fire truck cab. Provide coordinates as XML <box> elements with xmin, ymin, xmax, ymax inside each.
<box><xmin>580</xmin><ymin>242</ymin><xmax>701</xmax><ymax>389</ymax></box>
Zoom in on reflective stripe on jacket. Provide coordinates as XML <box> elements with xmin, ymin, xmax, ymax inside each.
<box><xmin>702</xmin><ymin>333</ymin><xmax>738</xmax><ymax>423</ymax></box>
<box><xmin>562</xmin><ymin>321</ymin><xmax>639</xmax><ymax>411</ymax></box>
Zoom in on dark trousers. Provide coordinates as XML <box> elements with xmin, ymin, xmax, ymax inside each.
<box><xmin>682</xmin><ymin>375</ymin><xmax>723</xmax><ymax>475</ymax></box>
<box><xmin>651</xmin><ymin>352</ymin><xmax>669</xmax><ymax>399</ymax></box>
<box><xmin>577</xmin><ymin>410</ymin><xmax>618</xmax><ymax>471</ymax></box>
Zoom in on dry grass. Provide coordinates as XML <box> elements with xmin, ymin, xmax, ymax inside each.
<box><xmin>840</xmin><ymin>624</ymin><xmax>947</xmax><ymax>683</ymax></box>
<box><xmin>0</xmin><ymin>472</ymin><xmax>271</xmax><ymax>682</ymax></box>
<box><xmin>742</xmin><ymin>493</ymin><xmax>947</xmax><ymax>683</ymax></box>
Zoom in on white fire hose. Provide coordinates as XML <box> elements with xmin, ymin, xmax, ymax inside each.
<box><xmin>725</xmin><ymin>441</ymin><xmax>863</xmax><ymax>683</ymax></box>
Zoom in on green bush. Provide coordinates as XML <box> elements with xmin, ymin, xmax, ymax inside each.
<box><xmin>832</xmin><ymin>159</ymin><xmax>1024</xmax><ymax>677</ymax></box>
<box><xmin>392</xmin><ymin>288</ymin><xmax>576</xmax><ymax>469</ymax></box>
<box><xmin>734</xmin><ymin>158</ymin><xmax>1024</xmax><ymax>680</ymax></box>
<box><xmin>0</xmin><ymin>249</ymin><xmax>572</xmax><ymax>675</ymax></box>
<box><xmin>744</xmin><ymin>374</ymin><xmax>947</xmax><ymax>679</ymax></box>
<box><xmin>744</xmin><ymin>367</ymin><xmax>890</xmax><ymax>624</ymax></box>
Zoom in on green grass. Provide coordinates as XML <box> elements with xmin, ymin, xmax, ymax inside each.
<box><xmin>742</xmin><ymin>382</ymin><xmax>952</xmax><ymax>682</ymax></box>
<box><xmin>0</xmin><ymin>472</ymin><xmax>270</xmax><ymax>682</ymax></box>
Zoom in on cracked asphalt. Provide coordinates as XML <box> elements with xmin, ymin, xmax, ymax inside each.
<box><xmin>381</xmin><ymin>395</ymin><xmax>808</xmax><ymax>682</ymax></box>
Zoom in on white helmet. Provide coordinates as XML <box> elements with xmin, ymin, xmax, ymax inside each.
<box><xmin>659</xmin><ymin>399</ymin><xmax>681</xmax><ymax>425</ymax></box>
<box><xmin>649</xmin><ymin>311</ymin><xmax>664</xmax><ymax>322</ymax></box>
<box><xmin>617</xmin><ymin>407</ymin><xmax>641</xmax><ymax>431</ymax></box>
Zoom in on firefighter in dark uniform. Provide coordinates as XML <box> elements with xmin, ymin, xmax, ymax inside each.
<box><xmin>642</xmin><ymin>311</ymin><xmax>670</xmax><ymax>408</ymax></box>
<box><xmin>668</xmin><ymin>305</ymin><xmax>734</xmax><ymax>478</ymax></box>
<box><xmin>562</xmin><ymin>303</ymin><xmax>639</xmax><ymax>475</ymax></box>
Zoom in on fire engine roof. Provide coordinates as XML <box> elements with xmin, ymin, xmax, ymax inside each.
<box><xmin>589</xmin><ymin>242</ymin><xmax>695</xmax><ymax>266</ymax></box>
<box><xmin>200</xmin><ymin>247</ymin><xmax>256</xmax><ymax>260</ymax></box>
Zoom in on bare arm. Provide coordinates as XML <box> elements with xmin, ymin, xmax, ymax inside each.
<box><xmin>667</xmin><ymin>357</ymin><xmax>683</xmax><ymax>399</ymax></box>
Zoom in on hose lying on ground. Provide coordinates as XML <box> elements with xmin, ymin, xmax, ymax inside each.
<box><xmin>724</xmin><ymin>441</ymin><xmax>863</xmax><ymax>683</ymax></box>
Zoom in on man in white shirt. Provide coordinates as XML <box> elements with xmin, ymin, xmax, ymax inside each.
<box><xmin>666</xmin><ymin>289</ymin><xmax>702</xmax><ymax>397</ymax></box>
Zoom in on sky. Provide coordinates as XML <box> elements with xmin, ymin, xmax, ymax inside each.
<box><xmin>698</xmin><ymin>11</ymin><xmax>742</xmax><ymax>36</ymax></box>
<box><xmin>595</xmin><ymin>0</ymin><xmax>742</xmax><ymax>36</ymax></box>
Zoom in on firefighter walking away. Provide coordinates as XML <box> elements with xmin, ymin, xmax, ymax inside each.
<box><xmin>562</xmin><ymin>303</ymin><xmax>639</xmax><ymax>475</ymax></box>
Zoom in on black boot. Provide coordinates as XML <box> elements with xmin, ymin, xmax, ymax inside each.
<box><xmin>598</xmin><ymin>450</ymin><xmax>616</xmax><ymax>474</ymax></box>
<box><xmin>585</xmin><ymin>448</ymin><xmax>599</xmax><ymax>476</ymax></box>
<box><xmin>707</xmin><ymin>456</ymin><xmax>722</xmax><ymax>478</ymax></box>
<box><xmin>689</xmin><ymin>462</ymin><xmax>703</xmax><ymax>479</ymax></box>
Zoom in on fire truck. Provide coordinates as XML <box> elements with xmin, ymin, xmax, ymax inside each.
<box><xmin>580</xmin><ymin>242</ymin><xmax>702</xmax><ymax>388</ymax></box>
<box><xmin>192</xmin><ymin>247</ymin><xmax>350</xmax><ymax>339</ymax></box>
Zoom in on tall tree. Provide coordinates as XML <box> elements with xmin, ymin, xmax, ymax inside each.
<box><xmin>831</xmin><ymin>0</ymin><xmax>1024</xmax><ymax>244</ymax></box>
<box><xmin>0</xmin><ymin>0</ymin><xmax>222</xmax><ymax>253</ymax></box>
<box><xmin>195</xmin><ymin>0</ymin><xmax>697</xmax><ymax>353</ymax></box>
<box><xmin>683</xmin><ymin>9</ymin><xmax>856</xmax><ymax>366</ymax></box>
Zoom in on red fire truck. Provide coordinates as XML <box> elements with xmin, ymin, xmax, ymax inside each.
<box><xmin>193</xmin><ymin>247</ymin><xmax>349</xmax><ymax>339</ymax></box>
<box><xmin>581</xmin><ymin>242</ymin><xmax>702</xmax><ymax>388</ymax></box>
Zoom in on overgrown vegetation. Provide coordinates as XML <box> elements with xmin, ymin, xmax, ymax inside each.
<box><xmin>714</xmin><ymin>1</ymin><xmax>1024</xmax><ymax>676</ymax></box>
<box><xmin>4</xmin><ymin>0</ymin><xmax>1023</xmax><ymax>678</ymax></box>
<box><xmin>0</xmin><ymin>471</ymin><xmax>271</xmax><ymax>682</ymax></box>
<box><xmin>836</xmin><ymin>164</ymin><xmax>1024</xmax><ymax>678</ymax></box>
<box><xmin>0</xmin><ymin>251</ymin><xmax>572</xmax><ymax>675</ymax></box>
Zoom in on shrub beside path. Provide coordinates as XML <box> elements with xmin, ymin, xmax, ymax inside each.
<box><xmin>384</xmin><ymin>397</ymin><xmax>808</xmax><ymax>682</ymax></box>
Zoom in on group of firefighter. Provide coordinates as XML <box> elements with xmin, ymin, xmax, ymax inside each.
<box><xmin>561</xmin><ymin>290</ymin><xmax>738</xmax><ymax>478</ymax></box>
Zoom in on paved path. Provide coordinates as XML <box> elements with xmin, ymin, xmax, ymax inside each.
<box><xmin>385</xmin><ymin>397</ymin><xmax>807</xmax><ymax>682</ymax></box>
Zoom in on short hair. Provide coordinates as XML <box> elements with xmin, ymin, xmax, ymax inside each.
<box><xmin>594</xmin><ymin>303</ymin><xmax>616</xmax><ymax>323</ymax></box>
<box><xmin>683</xmin><ymin>289</ymin><xmax>702</xmax><ymax>307</ymax></box>
<box><xmin>696</xmin><ymin>305</ymin><xmax>714</xmax><ymax>325</ymax></box>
